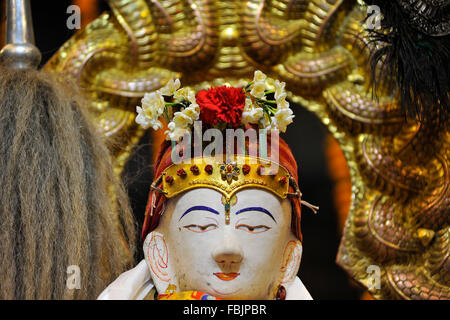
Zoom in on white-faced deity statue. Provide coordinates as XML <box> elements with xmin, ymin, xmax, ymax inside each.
<box><xmin>99</xmin><ymin>72</ymin><xmax>313</xmax><ymax>300</ymax></box>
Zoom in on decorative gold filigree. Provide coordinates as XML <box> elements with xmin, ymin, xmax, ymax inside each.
<box><xmin>160</xmin><ymin>156</ymin><xmax>290</xmax><ymax>201</ymax></box>
<box><xmin>46</xmin><ymin>0</ymin><xmax>449</xmax><ymax>300</ymax></box>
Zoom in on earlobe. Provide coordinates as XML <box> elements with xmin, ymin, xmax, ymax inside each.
<box><xmin>280</xmin><ymin>240</ymin><xmax>302</xmax><ymax>284</ymax></box>
<box><xmin>144</xmin><ymin>231</ymin><xmax>171</xmax><ymax>283</ymax></box>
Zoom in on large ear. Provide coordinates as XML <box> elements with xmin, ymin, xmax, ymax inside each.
<box><xmin>280</xmin><ymin>240</ymin><xmax>302</xmax><ymax>284</ymax></box>
<box><xmin>143</xmin><ymin>231</ymin><xmax>173</xmax><ymax>293</ymax></box>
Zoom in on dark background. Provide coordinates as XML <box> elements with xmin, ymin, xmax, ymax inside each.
<box><xmin>19</xmin><ymin>0</ymin><xmax>363</xmax><ymax>300</ymax></box>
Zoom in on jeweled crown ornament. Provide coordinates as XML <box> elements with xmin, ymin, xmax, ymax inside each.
<box><xmin>158</xmin><ymin>157</ymin><xmax>292</xmax><ymax>200</ymax></box>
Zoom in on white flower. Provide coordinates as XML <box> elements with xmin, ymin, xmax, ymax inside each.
<box><xmin>160</xmin><ymin>78</ymin><xmax>181</xmax><ymax>96</ymax></box>
<box><xmin>253</xmin><ymin>70</ymin><xmax>267</xmax><ymax>83</ymax></box>
<box><xmin>165</xmin><ymin>121</ymin><xmax>190</xmax><ymax>141</ymax></box>
<box><xmin>259</xmin><ymin>113</ymin><xmax>272</xmax><ymax>130</ymax></box>
<box><xmin>243</xmin><ymin>107</ymin><xmax>264</xmax><ymax>125</ymax></box>
<box><xmin>274</xmin><ymin>80</ymin><xmax>287</xmax><ymax>102</ymax></box>
<box><xmin>242</xmin><ymin>98</ymin><xmax>264</xmax><ymax>124</ymax></box>
<box><xmin>164</xmin><ymin>103</ymin><xmax>199</xmax><ymax>141</ymax></box>
<box><xmin>250</xmin><ymin>80</ymin><xmax>266</xmax><ymax>99</ymax></box>
<box><xmin>272</xmin><ymin>107</ymin><xmax>294</xmax><ymax>132</ymax></box>
<box><xmin>250</xmin><ymin>70</ymin><xmax>267</xmax><ymax>98</ymax></box>
<box><xmin>136</xmin><ymin>90</ymin><xmax>165</xmax><ymax>130</ymax></box>
<box><xmin>141</xmin><ymin>91</ymin><xmax>165</xmax><ymax>116</ymax></box>
<box><xmin>277</xmin><ymin>97</ymin><xmax>290</xmax><ymax>109</ymax></box>
<box><xmin>174</xmin><ymin>87</ymin><xmax>196</xmax><ymax>104</ymax></box>
<box><xmin>182</xmin><ymin>103</ymin><xmax>200</xmax><ymax>120</ymax></box>
<box><xmin>173</xmin><ymin>103</ymin><xmax>200</xmax><ymax>126</ymax></box>
<box><xmin>173</xmin><ymin>111</ymin><xmax>193</xmax><ymax>128</ymax></box>
<box><xmin>190</xmin><ymin>103</ymin><xmax>200</xmax><ymax>113</ymax></box>
<box><xmin>136</xmin><ymin>106</ymin><xmax>163</xmax><ymax>130</ymax></box>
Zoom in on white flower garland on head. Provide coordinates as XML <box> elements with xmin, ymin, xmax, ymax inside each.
<box><xmin>135</xmin><ymin>70</ymin><xmax>295</xmax><ymax>141</ymax></box>
<box><xmin>245</xmin><ymin>71</ymin><xmax>295</xmax><ymax>133</ymax></box>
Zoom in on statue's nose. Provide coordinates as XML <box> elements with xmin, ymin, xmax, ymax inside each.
<box><xmin>212</xmin><ymin>228</ymin><xmax>243</xmax><ymax>266</ymax></box>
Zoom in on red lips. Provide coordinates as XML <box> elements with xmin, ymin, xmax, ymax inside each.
<box><xmin>214</xmin><ymin>273</ymin><xmax>240</xmax><ymax>281</ymax></box>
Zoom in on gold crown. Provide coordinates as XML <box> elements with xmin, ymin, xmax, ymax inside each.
<box><xmin>151</xmin><ymin>155</ymin><xmax>301</xmax><ymax>224</ymax></box>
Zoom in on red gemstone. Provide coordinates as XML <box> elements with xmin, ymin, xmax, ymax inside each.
<box><xmin>279</xmin><ymin>176</ymin><xmax>287</xmax><ymax>185</ymax></box>
<box><xmin>205</xmin><ymin>164</ymin><xmax>213</xmax><ymax>174</ymax></box>
<box><xmin>177</xmin><ymin>168</ymin><xmax>187</xmax><ymax>177</ymax></box>
<box><xmin>190</xmin><ymin>165</ymin><xmax>200</xmax><ymax>175</ymax></box>
<box><xmin>165</xmin><ymin>175</ymin><xmax>174</xmax><ymax>184</ymax></box>
<box><xmin>227</xmin><ymin>165</ymin><xmax>232</xmax><ymax>172</ymax></box>
<box><xmin>242</xmin><ymin>164</ymin><xmax>251</xmax><ymax>175</ymax></box>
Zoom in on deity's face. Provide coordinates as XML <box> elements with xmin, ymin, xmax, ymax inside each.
<box><xmin>144</xmin><ymin>188</ymin><xmax>302</xmax><ymax>299</ymax></box>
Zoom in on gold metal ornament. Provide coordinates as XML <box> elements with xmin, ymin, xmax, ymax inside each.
<box><xmin>153</xmin><ymin>156</ymin><xmax>292</xmax><ymax>202</ymax></box>
<box><xmin>46</xmin><ymin>0</ymin><xmax>449</xmax><ymax>300</ymax></box>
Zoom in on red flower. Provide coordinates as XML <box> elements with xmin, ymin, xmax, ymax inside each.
<box><xmin>196</xmin><ymin>86</ymin><xmax>246</xmax><ymax>128</ymax></box>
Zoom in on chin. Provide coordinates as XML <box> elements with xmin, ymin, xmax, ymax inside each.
<box><xmin>208</xmin><ymin>286</ymin><xmax>243</xmax><ymax>299</ymax></box>
<box><xmin>210</xmin><ymin>288</ymin><xmax>270</xmax><ymax>300</ymax></box>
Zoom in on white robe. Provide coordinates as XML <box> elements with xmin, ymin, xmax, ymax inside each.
<box><xmin>98</xmin><ymin>260</ymin><xmax>313</xmax><ymax>300</ymax></box>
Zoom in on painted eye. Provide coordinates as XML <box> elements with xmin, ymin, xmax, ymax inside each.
<box><xmin>235</xmin><ymin>224</ymin><xmax>271</xmax><ymax>234</ymax></box>
<box><xmin>183</xmin><ymin>224</ymin><xmax>217</xmax><ymax>233</ymax></box>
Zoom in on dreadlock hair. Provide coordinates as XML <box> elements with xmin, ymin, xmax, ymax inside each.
<box><xmin>0</xmin><ymin>66</ymin><xmax>136</xmax><ymax>299</ymax></box>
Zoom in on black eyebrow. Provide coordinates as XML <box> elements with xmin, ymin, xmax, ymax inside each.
<box><xmin>235</xmin><ymin>207</ymin><xmax>277</xmax><ymax>223</ymax></box>
<box><xmin>179</xmin><ymin>206</ymin><xmax>220</xmax><ymax>220</ymax></box>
